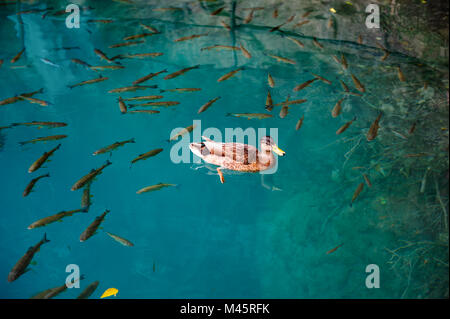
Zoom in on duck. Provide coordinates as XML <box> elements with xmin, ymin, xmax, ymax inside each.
<box><xmin>189</xmin><ymin>135</ymin><xmax>285</xmax><ymax>183</ymax></box>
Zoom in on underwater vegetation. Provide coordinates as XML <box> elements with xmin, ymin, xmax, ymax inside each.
<box><xmin>0</xmin><ymin>0</ymin><xmax>448</xmax><ymax>299</ymax></box>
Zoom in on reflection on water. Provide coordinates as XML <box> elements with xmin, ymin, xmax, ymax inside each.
<box><xmin>0</xmin><ymin>0</ymin><xmax>448</xmax><ymax>299</ymax></box>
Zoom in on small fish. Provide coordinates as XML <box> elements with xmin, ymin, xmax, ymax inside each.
<box><xmin>140</xmin><ymin>23</ymin><xmax>159</xmax><ymax>33</ymax></box>
<box><xmin>105</xmin><ymin>232</ymin><xmax>134</xmax><ymax>247</ymax></box>
<box><xmin>311</xmin><ymin>72</ymin><xmax>331</xmax><ymax>85</ymax></box>
<box><xmin>267</xmin><ymin>54</ymin><xmax>296</xmax><ymax>65</ymax></box>
<box><xmin>341</xmin><ymin>54</ymin><xmax>348</xmax><ymax>70</ymax></box>
<box><xmin>243</xmin><ymin>9</ymin><xmax>254</xmax><ymax>24</ymax></box>
<box><xmin>198</xmin><ymin>97</ymin><xmax>221</xmax><ymax>114</ymax></box>
<box><xmin>211</xmin><ymin>7</ymin><xmax>224</xmax><ymax>16</ymax></box>
<box><xmin>94</xmin><ymin>49</ymin><xmax>115</xmax><ymax>63</ymax></box>
<box><xmin>80</xmin><ymin>210</ymin><xmax>110</xmax><ymax>242</ymax></box>
<box><xmin>200</xmin><ymin>45</ymin><xmax>240</xmax><ymax>51</ymax></box>
<box><xmin>118</xmin><ymin>97</ymin><xmax>127</xmax><ymax>114</ymax></box>
<box><xmin>279</xmin><ymin>95</ymin><xmax>290</xmax><ymax>119</ymax></box>
<box><xmin>40</xmin><ymin>58</ymin><xmax>60</xmax><ymax>68</ymax></box>
<box><xmin>90</xmin><ymin>65</ymin><xmax>124</xmax><ymax>71</ymax></box>
<box><xmin>286</xmin><ymin>36</ymin><xmax>304</xmax><ymax>48</ymax></box>
<box><xmin>293</xmin><ymin>78</ymin><xmax>317</xmax><ymax>92</ymax></box>
<box><xmin>381</xmin><ymin>51</ymin><xmax>390</xmax><ymax>61</ymax></box>
<box><xmin>408</xmin><ymin>122</ymin><xmax>417</xmax><ymax>135</ymax></box>
<box><xmin>129</xmin><ymin>101</ymin><xmax>179</xmax><ymax>107</ymax></box>
<box><xmin>119</xmin><ymin>53</ymin><xmax>163</xmax><ymax>59</ymax></box>
<box><xmin>326</xmin><ymin>243</ymin><xmax>343</xmax><ymax>254</ymax></box>
<box><xmin>123</xmin><ymin>95</ymin><xmax>163</xmax><ymax>101</ymax></box>
<box><xmin>128</xmin><ymin>110</ymin><xmax>160</xmax><ymax>114</ymax></box>
<box><xmin>336</xmin><ymin>116</ymin><xmax>356</xmax><ymax>135</ymax></box>
<box><xmin>11</xmin><ymin>48</ymin><xmax>25</xmax><ymax>64</ymax></box>
<box><xmin>273</xmin><ymin>99</ymin><xmax>307</xmax><ymax>106</ymax></box>
<box><xmin>331</xmin><ymin>98</ymin><xmax>345</xmax><ymax>118</ymax></box>
<box><xmin>8</xmin><ymin>233</ymin><xmax>50</xmax><ymax>282</ymax></box>
<box><xmin>327</xmin><ymin>16</ymin><xmax>334</xmax><ymax>29</ymax></box>
<box><xmin>81</xmin><ymin>183</ymin><xmax>92</xmax><ymax>210</ymax></box>
<box><xmin>28</xmin><ymin>208</ymin><xmax>88</xmax><ymax>229</ymax></box>
<box><xmin>350</xmin><ymin>73</ymin><xmax>365</xmax><ymax>93</ymax></box>
<box><xmin>397</xmin><ymin>67</ymin><xmax>406</xmax><ymax>82</ymax></box>
<box><xmin>152</xmin><ymin>7</ymin><xmax>183</xmax><ymax>12</ymax></box>
<box><xmin>160</xmin><ymin>88</ymin><xmax>200</xmax><ymax>93</ymax></box>
<box><xmin>93</xmin><ymin>138</ymin><xmax>135</xmax><ymax>156</ymax></box>
<box><xmin>240</xmin><ymin>44</ymin><xmax>251</xmax><ymax>58</ymax></box>
<box><xmin>302</xmin><ymin>10</ymin><xmax>313</xmax><ymax>18</ymax></box>
<box><xmin>220</xmin><ymin>20</ymin><xmax>231</xmax><ymax>30</ymax></box>
<box><xmin>169</xmin><ymin>124</ymin><xmax>196</xmax><ymax>142</ymax></box>
<box><xmin>68</xmin><ymin>77</ymin><xmax>109</xmax><ymax>89</ymax></box>
<box><xmin>294</xmin><ymin>20</ymin><xmax>310</xmax><ymax>27</ymax></box>
<box><xmin>19</xmin><ymin>135</ymin><xmax>67</xmax><ymax>146</ymax></box>
<box><xmin>17</xmin><ymin>96</ymin><xmax>49</xmax><ymax>107</ymax></box>
<box><xmin>265</xmin><ymin>91</ymin><xmax>273</xmax><ymax>110</ymax></box>
<box><xmin>217</xmin><ymin>68</ymin><xmax>243</xmax><ymax>82</ymax></box>
<box><xmin>164</xmin><ymin>65</ymin><xmax>199</xmax><ymax>80</ymax></box>
<box><xmin>12</xmin><ymin>121</ymin><xmax>67</xmax><ymax>129</ymax></box>
<box><xmin>71</xmin><ymin>160</ymin><xmax>112</xmax><ymax>191</ymax></box>
<box><xmin>268</xmin><ymin>73</ymin><xmax>275</xmax><ymax>88</ymax></box>
<box><xmin>0</xmin><ymin>96</ymin><xmax>21</xmax><ymax>106</ymax></box>
<box><xmin>312</xmin><ymin>37</ymin><xmax>323</xmax><ymax>49</ymax></box>
<box><xmin>363</xmin><ymin>173</ymin><xmax>372</xmax><ymax>188</ymax></box>
<box><xmin>226</xmin><ymin>113</ymin><xmax>273</xmax><ymax>120</ymax></box>
<box><xmin>340</xmin><ymin>80</ymin><xmax>350</xmax><ymax>92</ymax></box>
<box><xmin>404</xmin><ymin>153</ymin><xmax>430</xmax><ymax>158</ymax></box>
<box><xmin>109</xmin><ymin>40</ymin><xmax>145</xmax><ymax>48</ymax></box>
<box><xmin>357</xmin><ymin>35</ymin><xmax>363</xmax><ymax>44</ymax></box>
<box><xmin>366</xmin><ymin>113</ymin><xmax>382</xmax><ymax>141</ymax></box>
<box><xmin>295</xmin><ymin>115</ymin><xmax>305</xmax><ymax>130</ymax></box>
<box><xmin>350</xmin><ymin>182</ymin><xmax>364</xmax><ymax>206</ymax></box>
<box><xmin>87</xmin><ymin>19</ymin><xmax>114</xmax><ymax>24</ymax></box>
<box><xmin>174</xmin><ymin>33</ymin><xmax>208</xmax><ymax>42</ymax></box>
<box><xmin>123</xmin><ymin>33</ymin><xmax>156</xmax><ymax>41</ymax></box>
<box><xmin>108</xmin><ymin>85</ymin><xmax>157</xmax><ymax>93</ymax></box>
<box><xmin>136</xmin><ymin>183</ymin><xmax>177</xmax><ymax>194</ymax></box>
<box><xmin>28</xmin><ymin>144</ymin><xmax>61</xmax><ymax>173</ymax></box>
<box><xmin>131</xmin><ymin>148</ymin><xmax>163</xmax><ymax>164</ymax></box>
<box><xmin>77</xmin><ymin>281</ymin><xmax>99</xmax><ymax>299</ymax></box>
<box><xmin>71</xmin><ymin>58</ymin><xmax>91</xmax><ymax>68</ymax></box>
<box><xmin>133</xmin><ymin>69</ymin><xmax>167</xmax><ymax>85</ymax></box>
<box><xmin>23</xmin><ymin>173</ymin><xmax>50</xmax><ymax>197</ymax></box>
<box><xmin>100</xmin><ymin>288</ymin><xmax>118</xmax><ymax>299</ymax></box>
<box><xmin>273</xmin><ymin>8</ymin><xmax>278</xmax><ymax>18</ymax></box>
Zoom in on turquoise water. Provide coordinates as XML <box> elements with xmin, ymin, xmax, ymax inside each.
<box><xmin>0</xmin><ymin>0</ymin><xmax>448</xmax><ymax>299</ymax></box>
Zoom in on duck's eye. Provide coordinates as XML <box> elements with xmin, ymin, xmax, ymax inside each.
<box><xmin>200</xmin><ymin>143</ymin><xmax>206</xmax><ymax>149</ymax></box>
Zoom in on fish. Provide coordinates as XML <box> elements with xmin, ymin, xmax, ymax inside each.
<box><xmin>123</xmin><ymin>95</ymin><xmax>164</xmax><ymax>101</ymax></box>
<box><xmin>71</xmin><ymin>58</ymin><xmax>91</xmax><ymax>68</ymax></box>
<box><xmin>94</xmin><ymin>49</ymin><xmax>115</xmax><ymax>63</ymax></box>
<box><xmin>80</xmin><ymin>210</ymin><xmax>110</xmax><ymax>242</ymax></box>
<box><xmin>8</xmin><ymin>233</ymin><xmax>50</xmax><ymax>282</ymax></box>
<box><xmin>311</xmin><ymin>73</ymin><xmax>331</xmax><ymax>85</ymax></box>
<box><xmin>326</xmin><ymin>243</ymin><xmax>343</xmax><ymax>254</ymax></box>
<box><xmin>118</xmin><ymin>97</ymin><xmax>127</xmax><ymax>114</ymax></box>
<box><xmin>12</xmin><ymin>121</ymin><xmax>67</xmax><ymax>129</ymax></box>
<box><xmin>19</xmin><ymin>135</ymin><xmax>67</xmax><ymax>146</ymax></box>
<box><xmin>243</xmin><ymin>9</ymin><xmax>254</xmax><ymax>24</ymax></box>
<box><xmin>18</xmin><ymin>95</ymin><xmax>49</xmax><ymax>107</ymax></box>
<box><xmin>90</xmin><ymin>65</ymin><xmax>124</xmax><ymax>71</ymax></box>
<box><xmin>81</xmin><ymin>183</ymin><xmax>92</xmax><ymax>210</ymax></box>
<box><xmin>0</xmin><ymin>96</ymin><xmax>21</xmax><ymax>106</ymax></box>
<box><xmin>351</xmin><ymin>74</ymin><xmax>365</xmax><ymax>93</ymax></box>
<box><xmin>140</xmin><ymin>23</ymin><xmax>159</xmax><ymax>33</ymax></box>
<box><xmin>23</xmin><ymin>173</ymin><xmax>50</xmax><ymax>197</ymax></box>
<box><xmin>108</xmin><ymin>85</ymin><xmax>157</xmax><ymax>93</ymax></box>
<box><xmin>133</xmin><ymin>69</ymin><xmax>167</xmax><ymax>85</ymax></box>
<box><xmin>40</xmin><ymin>58</ymin><xmax>60</xmax><ymax>68</ymax></box>
<box><xmin>286</xmin><ymin>36</ymin><xmax>304</xmax><ymax>48</ymax></box>
<box><xmin>164</xmin><ymin>65</ymin><xmax>200</xmax><ymax>80</ymax></box>
<box><xmin>268</xmin><ymin>73</ymin><xmax>275</xmax><ymax>88</ymax></box>
<box><xmin>168</xmin><ymin>125</ymin><xmax>196</xmax><ymax>142</ymax></box>
<box><xmin>109</xmin><ymin>40</ymin><xmax>145</xmax><ymax>48</ymax></box>
<box><xmin>408</xmin><ymin>122</ymin><xmax>417</xmax><ymax>135</ymax></box>
<box><xmin>302</xmin><ymin>10</ymin><xmax>313</xmax><ymax>18</ymax></box>
<box><xmin>211</xmin><ymin>7</ymin><xmax>224</xmax><ymax>16</ymax></box>
<box><xmin>71</xmin><ymin>160</ymin><xmax>112</xmax><ymax>191</ymax></box>
<box><xmin>363</xmin><ymin>173</ymin><xmax>372</xmax><ymax>188</ymax></box>
<box><xmin>76</xmin><ymin>281</ymin><xmax>99</xmax><ymax>299</ymax></box>
<box><xmin>366</xmin><ymin>113</ymin><xmax>382</xmax><ymax>141</ymax></box>
<box><xmin>28</xmin><ymin>144</ymin><xmax>61</xmax><ymax>173</ymax></box>
<box><xmin>11</xmin><ymin>48</ymin><xmax>25</xmax><ymax>64</ymax></box>
<box><xmin>198</xmin><ymin>97</ymin><xmax>221</xmax><ymax>114</ymax></box>
<box><xmin>273</xmin><ymin>8</ymin><xmax>278</xmax><ymax>18</ymax></box>
<box><xmin>340</xmin><ymin>80</ymin><xmax>350</xmax><ymax>92</ymax></box>
<box><xmin>240</xmin><ymin>44</ymin><xmax>251</xmax><ymax>58</ymax></box>
<box><xmin>381</xmin><ymin>51</ymin><xmax>390</xmax><ymax>61</ymax></box>
<box><xmin>118</xmin><ymin>53</ymin><xmax>163</xmax><ymax>59</ymax></box>
<box><xmin>129</xmin><ymin>101</ymin><xmax>180</xmax><ymax>107</ymax></box>
<box><xmin>293</xmin><ymin>78</ymin><xmax>317</xmax><ymax>92</ymax></box>
<box><xmin>226</xmin><ymin>113</ymin><xmax>273</xmax><ymax>120</ymax></box>
<box><xmin>100</xmin><ymin>288</ymin><xmax>118</xmax><ymax>299</ymax></box>
<box><xmin>128</xmin><ymin>110</ymin><xmax>160</xmax><ymax>114</ymax></box>
<box><xmin>294</xmin><ymin>20</ymin><xmax>310</xmax><ymax>27</ymax></box>
<box><xmin>279</xmin><ymin>95</ymin><xmax>290</xmax><ymax>119</ymax></box>
<box><xmin>273</xmin><ymin>99</ymin><xmax>307</xmax><ymax>106</ymax></box>
<box><xmin>136</xmin><ymin>183</ymin><xmax>177</xmax><ymax>194</ymax></box>
<box><xmin>32</xmin><ymin>275</ymin><xmax>85</xmax><ymax>299</ymax></box>
<box><xmin>123</xmin><ymin>33</ymin><xmax>156</xmax><ymax>41</ymax></box>
<box><xmin>68</xmin><ymin>77</ymin><xmax>109</xmax><ymax>89</ymax></box>
<box><xmin>336</xmin><ymin>116</ymin><xmax>356</xmax><ymax>135</ymax></box>
<box><xmin>93</xmin><ymin>138</ymin><xmax>135</xmax><ymax>156</ymax></box>
<box><xmin>217</xmin><ymin>68</ymin><xmax>243</xmax><ymax>82</ymax></box>
<box><xmin>131</xmin><ymin>148</ymin><xmax>163</xmax><ymax>164</ymax></box>
<box><xmin>152</xmin><ymin>7</ymin><xmax>183</xmax><ymax>12</ymax></box>
<box><xmin>200</xmin><ymin>45</ymin><xmax>240</xmax><ymax>51</ymax></box>
<box><xmin>87</xmin><ymin>19</ymin><xmax>114</xmax><ymax>23</ymax></box>
<box><xmin>397</xmin><ymin>67</ymin><xmax>406</xmax><ymax>82</ymax></box>
<box><xmin>105</xmin><ymin>232</ymin><xmax>134</xmax><ymax>247</ymax></box>
<box><xmin>296</xmin><ymin>115</ymin><xmax>305</xmax><ymax>130</ymax></box>
<box><xmin>267</xmin><ymin>54</ymin><xmax>296</xmax><ymax>65</ymax></box>
<box><xmin>160</xmin><ymin>88</ymin><xmax>200</xmax><ymax>93</ymax></box>
<box><xmin>174</xmin><ymin>33</ymin><xmax>208</xmax><ymax>42</ymax></box>
<box><xmin>341</xmin><ymin>54</ymin><xmax>348</xmax><ymax>70</ymax></box>
<box><xmin>350</xmin><ymin>182</ymin><xmax>364</xmax><ymax>206</ymax></box>
<box><xmin>312</xmin><ymin>37</ymin><xmax>323</xmax><ymax>49</ymax></box>
<box><xmin>265</xmin><ymin>91</ymin><xmax>273</xmax><ymax>111</ymax></box>
<box><xmin>331</xmin><ymin>98</ymin><xmax>345</xmax><ymax>118</ymax></box>
<box><xmin>28</xmin><ymin>208</ymin><xmax>88</xmax><ymax>229</ymax></box>
<box><xmin>220</xmin><ymin>20</ymin><xmax>231</xmax><ymax>30</ymax></box>
<box><xmin>328</xmin><ymin>16</ymin><xmax>334</xmax><ymax>29</ymax></box>
<box><xmin>357</xmin><ymin>35</ymin><xmax>363</xmax><ymax>44</ymax></box>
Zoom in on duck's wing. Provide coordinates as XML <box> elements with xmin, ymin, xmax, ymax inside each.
<box><xmin>209</xmin><ymin>142</ymin><xmax>258</xmax><ymax>165</ymax></box>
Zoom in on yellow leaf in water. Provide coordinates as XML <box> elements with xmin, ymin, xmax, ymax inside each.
<box><xmin>100</xmin><ymin>288</ymin><xmax>119</xmax><ymax>299</ymax></box>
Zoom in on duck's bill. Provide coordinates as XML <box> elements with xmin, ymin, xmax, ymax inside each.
<box><xmin>272</xmin><ymin>144</ymin><xmax>286</xmax><ymax>156</ymax></box>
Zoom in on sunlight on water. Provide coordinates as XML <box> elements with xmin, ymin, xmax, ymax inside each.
<box><xmin>0</xmin><ymin>0</ymin><xmax>448</xmax><ymax>299</ymax></box>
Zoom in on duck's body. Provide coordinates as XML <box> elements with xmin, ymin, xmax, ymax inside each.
<box><xmin>189</xmin><ymin>136</ymin><xmax>285</xmax><ymax>180</ymax></box>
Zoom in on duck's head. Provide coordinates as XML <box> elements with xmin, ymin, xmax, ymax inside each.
<box><xmin>189</xmin><ymin>142</ymin><xmax>210</xmax><ymax>158</ymax></box>
<box><xmin>260</xmin><ymin>136</ymin><xmax>285</xmax><ymax>156</ymax></box>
